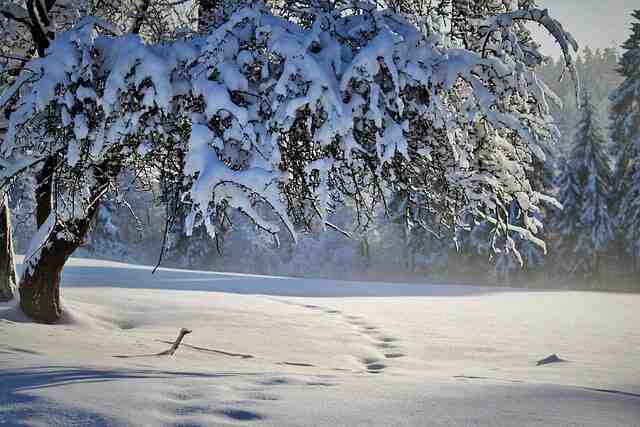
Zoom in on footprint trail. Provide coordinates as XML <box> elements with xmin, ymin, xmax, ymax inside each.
<box><xmin>280</xmin><ymin>300</ymin><xmax>407</xmax><ymax>374</ymax></box>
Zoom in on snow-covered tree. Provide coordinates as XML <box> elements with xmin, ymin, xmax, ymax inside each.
<box><xmin>612</xmin><ymin>10</ymin><xmax>640</xmax><ymax>265</ymax></box>
<box><xmin>394</xmin><ymin>1</ymin><xmax>574</xmax><ymax>274</ymax></box>
<box><xmin>553</xmin><ymin>91</ymin><xmax>614</xmax><ymax>279</ymax></box>
<box><xmin>0</xmin><ymin>0</ymin><xmax>205</xmax><ymax>317</ymax></box>
<box><xmin>0</xmin><ymin>1</ymin><xmax>578</xmax><ymax>322</ymax></box>
<box><xmin>539</xmin><ymin>46</ymin><xmax>620</xmax><ymax>168</ymax></box>
<box><xmin>550</xmin><ymin>155</ymin><xmax>580</xmax><ymax>256</ymax></box>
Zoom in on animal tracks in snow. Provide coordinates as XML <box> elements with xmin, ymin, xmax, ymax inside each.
<box><xmin>109</xmin><ymin>298</ymin><xmax>409</xmax><ymax>425</ymax></box>
<box><xmin>280</xmin><ymin>300</ymin><xmax>407</xmax><ymax>374</ymax></box>
<box><xmin>331</xmin><ymin>312</ymin><xmax>407</xmax><ymax>372</ymax></box>
<box><xmin>359</xmin><ymin>356</ymin><xmax>387</xmax><ymax>374</ymax></box>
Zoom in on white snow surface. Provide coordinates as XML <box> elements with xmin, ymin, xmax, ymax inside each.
<box><xmin>1</xmin><ymin>257</ymin><xmax>639</xmax><ymax>426</ymax></box>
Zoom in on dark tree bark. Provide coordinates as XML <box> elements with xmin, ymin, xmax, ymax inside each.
<box><xmin>19</xmin><ymin>208</ymin><xmax>101</xmax><ymax>322</ymax></box>
<box><xmin>0</xmin><ymin>195</ymin><xmax>18</xmax><ymax>302</ymax></box>
<box><xmin>19</xmin><ymin>157</ymin><xmax>110</xmax><ymax>323</ymax></box>
<box><xmin>18</xmin><ymin>228</ymin><xmax>84</xmax><ymax>323</ymax></box>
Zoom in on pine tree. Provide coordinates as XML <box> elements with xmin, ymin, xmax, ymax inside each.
<box><xmin>554</xmin><ymin>91</ymin><xmax>614</xmax><ymax>279</ymax></box>
<box><xmin>617</xmin><ymin>161</ymin><xmax>640</xmax><ymax>263</ymax></box>
<box><xmin>552</xmin><ymin>157</ymin><xmax>581</xmax><ymax>258</ymax></box>
<box><xmin>611</xmin><ymin>10</ymin><xmax>640</xmax><ymax>267</ymax></box>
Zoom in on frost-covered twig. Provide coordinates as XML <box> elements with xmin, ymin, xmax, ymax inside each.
<box><xmin>483</xmin><ymin>8</ymin><xmax>580</xmax><ymax>100</ymax></box>
<box><xmin>325</xmin><ymin>221</ymin><xmax>352</xmax><ymax>239</ymax></box>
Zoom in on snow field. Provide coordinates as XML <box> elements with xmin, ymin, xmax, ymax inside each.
<box><xmin>1</xmin><ymin>258</ymin><xmax>639</xmax><ymax>426</ymax></box>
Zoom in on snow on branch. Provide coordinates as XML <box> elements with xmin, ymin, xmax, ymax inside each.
<box><xmin>0</xmin><ymin>2</ymin><xmax>568</xmax><ymax>255</ymax></box>
<box><xmin>483</xmin><ymin>8</ymin><xmax>580</xmax><ymax>100</ymax></box>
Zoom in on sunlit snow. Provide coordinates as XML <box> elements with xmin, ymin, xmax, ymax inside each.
<box><xmin>1</xmin><ymin>257</ymin><xmax>638</xmax><ymax>426</ymax></box>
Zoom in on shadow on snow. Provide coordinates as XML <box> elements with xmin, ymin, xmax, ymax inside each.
<box><xmin>0</xmin><ymin>366</ymin><xmax>261</xmax><ymax>426</ymax></box>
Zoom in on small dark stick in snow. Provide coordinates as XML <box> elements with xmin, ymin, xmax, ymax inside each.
<box><xmin>536</xmin><ymin>354</ymin><xmax>566</xmax><ymax>366</ymax></box>
<box><xmin>157</xmin><ymin>328</ymin><xmax>192</xmax><ymax>356</ymax></box>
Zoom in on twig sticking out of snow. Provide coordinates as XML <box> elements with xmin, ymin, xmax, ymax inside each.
<box><xmin>156</xmin><ymin>328</ymin><xmax>192</xmax><ymax>356</ymax></box>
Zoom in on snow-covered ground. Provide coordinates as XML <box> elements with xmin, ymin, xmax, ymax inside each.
<box><xmin>1</xmin><ymin>258</ymin><xmax>639</xmax><ymax>426</ymax></box>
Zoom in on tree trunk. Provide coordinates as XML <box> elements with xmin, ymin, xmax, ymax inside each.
<box><xmin>0</xmin><ymin>195</ymin><xmax>18</xmax><ymax>302</ymax></box>
<box><xmin>18</xmin><ymin>156</ymin><xmax>106</xmax><ymax>323</ymax></box>
<box><xmin>19</xmin><ymin>235</ymin><xmax>79</xmax><ymax>323</ymax></box>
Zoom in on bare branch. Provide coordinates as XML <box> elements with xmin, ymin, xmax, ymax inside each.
<box><xmin>156</xmin><ymin>328</ymin><xmax>192</xmax><ymax>356</ymax></box>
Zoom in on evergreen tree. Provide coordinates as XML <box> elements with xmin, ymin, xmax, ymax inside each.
<box><xmin>552</xmin><ymin>156</ymin><xmax>581</xmax><ymax>258</ymax></box>
<box><xmin>539</xmin><ymin>46</ymin><xmax>621</xmax><ymax>157</ymax></box>
<box><xmin>611</xmin><ymin>10</ymin><xmax>640</xmax><ymax>266</ymax></box>
<box><xmin>554</xmin><ymin>91</ymin><xmax>614</xmax><ymax>279</ymax></box>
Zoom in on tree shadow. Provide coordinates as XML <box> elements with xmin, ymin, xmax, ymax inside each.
<box><xmin>0</xmin><ymin>366</ymin><xmax>260</xmax><ymax>426</ymax></box>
